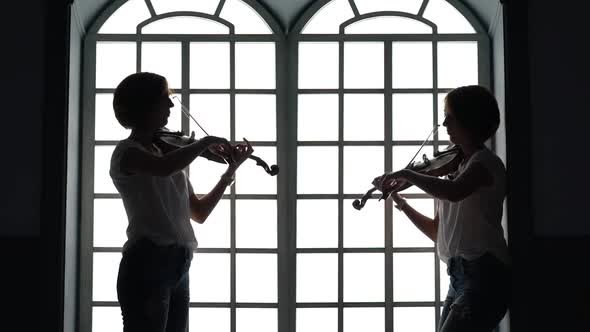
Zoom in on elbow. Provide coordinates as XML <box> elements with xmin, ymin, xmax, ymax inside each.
<box><xmin>191</xmin><ymin>212</ymin><xmax>207</xmax><ymax>224</ymax></box>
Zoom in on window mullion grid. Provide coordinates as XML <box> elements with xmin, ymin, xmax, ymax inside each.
<box><xmin>338</xmin><ymin>38</ymin><xmax>345</xmax><ymax>332</ymax></box>
<box><xmin>80</xmin><ymin>36</ymin><xmax>98</xmax><ymax>332</ymax></box>
<box><xmin>384</xmin><ymin>40</ymin><xmax>394</xmax><ymax>332</ymax></box>
<box><xmin>229</xmin><ymin>34</ymin><xmax>237</xmax><ymax>332</ymax></box>
<box><xmin>432</xmin><ymin>36</ymin><xmax>442</xmax><ymax>331</ymax></box>
<box><xmin>182</xmin><ymin>41</ymin><xmax>191</xmax><ymax>177</ymax></box>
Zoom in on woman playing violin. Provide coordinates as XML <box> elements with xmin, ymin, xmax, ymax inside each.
<box><xmin>373</xmin><ymin>85</ymin><xmax>509</xmax><ymax>332</ymax></box>
<box><xmin>109</xmin><ymin>72</ymin><xmax>253</xmax><ymax>332</ymax></box>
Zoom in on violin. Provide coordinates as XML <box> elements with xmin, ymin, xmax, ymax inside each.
<box><xmin>352</xmin><ymin>126</ymin><xmax>463</xmax><ymax>210</ymax></box>
<box><xmin>154</xmin><ymin>127</ymin><xmax>279</xmax><ymax>176</ymax></box>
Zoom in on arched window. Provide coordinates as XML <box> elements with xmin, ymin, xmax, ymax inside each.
<box><xmin>81</xmin><ymin>0</ymin><xmax>489</xmax><ymax>331</ymax></box>
<box><xmin>292</xmin><ymin>0</ymin><xmax>487</xmax><ymax>331</ymax></box>
<box><xmin>81</xmin><ymin>1</ymin><xmax>281</xmax><ymax>331</ymax></box>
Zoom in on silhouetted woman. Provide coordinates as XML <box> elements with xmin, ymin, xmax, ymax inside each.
<box><xmin>374</xmin><ymin>85</ymin><xmax>509</xmax><ymax>332</ymax></box>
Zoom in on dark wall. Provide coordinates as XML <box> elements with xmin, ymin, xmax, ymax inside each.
<box><xmin>528</xmin><ymin>0</ymin><xmax>590</xmax><ymax>236</ymax></box>
<box><xmin>504</xmin><ymin>0</ymin><xmax>590</xmax><ymax>330</ymax></box>
<box><xmin>0</xmin><ymin>1</ymin><xmax>46</xmax><ymax>331</ymax></box>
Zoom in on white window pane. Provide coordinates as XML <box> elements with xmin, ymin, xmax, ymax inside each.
<box><xmin>346</xmin><ymin>16</ymin><xmax>432</xmax><ymax>34</ymax></box>
<box><xmin>189</xmin><ymin>308</ymin><xmax>230</xmax><ymax>332</ymax></box>
<box><xmin>95</xmin><ymin>146</ymin><xmax>117</xmax><ymax>194</ymax></box>
<box><xmin>344</xmin><ymin>94</ymin><xmax>384</xmax><ymax>141</ymax></box>
<box><xmin>299</xmin><ymin>42</ymin><xmax>339</xmax><ymax>89</ymax></box>
<box><xmin>392</xmin><ymin>42</ymin><xmax>433</xmax><ymax>89</ymax></box>
<box><xmin>142</xmin><ymin>16</ymin><xmax>230</xmax><ymax>34</ymax></box>
<box><xmin>92</xmin><ymin>307</ymin><xmax>123</xmax><ymax>332</ymax></box>
<box><xmin>167</xmin><ymin>94</ymin><xmax>183</xmax><ymax>131</ymax></box>
<box><xmin>141</xmin><ymin>42</ymin><xmax>182</xmax><ymax>88</ymax></box>
<box><xmin>189</xmin><ymin>94</ymin><xmax>230</xmax><ymax>139</ymax></box>
<box><xmin>190</xmin><ymin>42</ymin><xmax>230</xmax><ymax>89</ymax></box>
<box><xmin>355</xmin><ymin>0</ymin><xmax>423</xmax><ymax>15</ymax></box>
<box><xmin>343</xmin><ymin>308</ymin><xmax>384</xmax><ymax>332</ymax></box>
<box><xmin>394</xmin><ymin>307</ymin><xmax>436</xmax><ymax>332</ymax></box>
<box><xmin>437</xmin><ymin>93</ymin><xmax>450</xmax><ymax>141</ymax></box>
<box><xmin>343</xmin><ymin>146</ymin><xmax>383</xmax><ymax>195</ymax></box>
<box><xmin>95</xmin><ymin>93</ymin><xmax>130</xmax><ymax>141</ymax></box>
<box><xmin>235</xmin><ymin>43</ymin><xmax>276</xmax><ymax>89</ymax></box>
<box><xmin>297</xmin><ymin>308</ymin><xmax>338</xmax><ymax>332</ymax></box>
<box><xmin>298</xmin><ymin>147</ymin><xmax>339</xmax><ymax>194</ymax></box>
<box><xmin>236</xmin><ymin>309</ymin><xmax>277</xmax><ymax>332</ymax></box>
<box><xmin>423</xmin><ymin>0</ymin><xmax>475</xmax><ymax>33</ymax></box>
<box><xmin>235</xmin><ymin>94</ymin><xmax>276</xmax><ymax>141</ymax></box>
<box><xmin>393</xmin><ymin>253</ymin><xmax>435</xmax><ymax>301</ymax></box>
<box><xmin>96</xmin><ymin>42</ymin><xmax>136</xmax><ymax>89</ymax></box>
<box><xmin>189</xmin><ymin>155</ymin><xmax>231</xmax><ymax>195</ymax></box>
<box><xmin>236</xmin><ymin>254</ymin><xmax>277</xmax><ymax>302</ymax></box>
<box><xmin>298</xmin><ymin>94</ymin><xmax>339</xmax><ymax>141</ymax></box>
<box><xmin>438</xmin><ymin>42</ymin><xmax>478</xmax><ymax>89</ymax></box>
<box><xmin>344</xmin><ymin>42</ymin><xmax>383</xmax><ymax>88</ymax></box>
<box><xmin>344</xmin><ymin>253</ymin><xmax>384</xmax><ymax>302</ymax></box>
<box><xmin>93</xmin><ymin>253</ymin><xmax>120</xmax><ymax>302</ymax></box>
<box><xmin>190</xmin><ymin>253</ymin><xmax>230</xmax><ymax>302</ymax></box>
<box><xmin>297</xmin><ymin>199</ymin><xmax>338</xmax><ymax>248</ymax></box>
<box><xmin>220</xmin><ymin>0</ymin><xmax>272</xmax><ymax>34</ymax></box>
<box><xmin>236</xmin><ymin>200</ymin><xmax>277</xmax><ymax>248</ymax></box>
<box><xmin>393</xmin><ymin>198</ymin><xmax>434</xmax><ymax>248</ymax></box>
<box><xmin>151</xmin><ymin>0</ymin><xmax>219</xmax><ymax>15</ymax></box>
<box><xmin>392</xmin><ymin>146</ymin><xmax>434</xmax><ymax>194</ymax></box>
<box><xmin>94</xmin><ymin>199</ymin><xmax>128</xmax><ymax>247</ymax></box>
<box><xmin>235</xmin><ymin>146</ymin><xmax>277</xmax><ymax>194</ymax></box>
<box><xmin>440</xmin><ymin>261</ymin><xmax>450</xmax><ymax>300</ymax></box>
<box><xmin>392</xmin><ymin>93</ymin><xmax>434</xmax><ymax>140</ymax></box>
<box><xmin>302</xmin><ymin>0</ymin><xmax>354</xmax><ymax>34</ymax></box>
<box><xmin>297</xmin><ymin>253</ymin><xmax>338</xmax><ymax>302</ymax></box>
<box><xmin>192</xmin><ymin>200</ymin><xmax>230</xmax><ymax>248</ymax></box>
<box><xmin>344</xmin><ymin>199</ymin><xmax>383</xmax><ymax>247</ymax></box>
<box><xmin>98</xmin><ymin>0</ymin><xmax>150</xmax><ymax>34</ymax></box>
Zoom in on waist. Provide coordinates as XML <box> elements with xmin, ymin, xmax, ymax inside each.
<box><xmin>447</xmin><ymin>252</ymin><xmax>508</xmax><ymax>279</ymax></box>
<box><xmin>124</xmin><ymin>237</ymin><xmax>194</xmax><ymax>259</ymax></box>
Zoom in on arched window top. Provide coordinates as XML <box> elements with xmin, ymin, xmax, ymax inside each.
<box><xmin>150</xmin><ymin>0</ymin><xmax>219</xmax><ymax>16</ymax></box>
<box><xmin>219</xmin><ymin>0</ymin><xmax>272</xmax><ymax>34</ymax></box>
<box><xmin>422</xmin><ymin>0</ymin><xmax>475</xmax><ymax>33</ymax></box>
<box><xmin>98</xmin><ymin>0</ymin><xmax>151</xmax><ymax>34</ymax></box>
<box><xmin>301</xmin><ymin>0</ymin><xmax>355</xmax><ymax>34</ymax></box>
<box><xmin>354</xmin><ymin>0</ymin><xmax>424</xmax><ymax>15</ymax></box>
<box><xmin>300</xmin><ymin>0</ymin><xmax>476</xmax><ymax>34</ymax></box>
<box><xmin>96</xmin><ymin>0</ymin><xmax>272</xmax><ymax>35</ymax></box>
<box><xmin>344</xmin><ymin>14</ymin><xmax>434</xmax><ymax>34</ymax></box>
<box><xmin>140</xmin><ymin>14</ymin><xmax>231</xmax><ymax>34</ymax></box>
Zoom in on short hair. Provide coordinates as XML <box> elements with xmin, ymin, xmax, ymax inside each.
<box><xmin>444</xmin><ymin>85</ymin><xmax>500</xmax><ymax>144</ymax></box>
<box><xmin>112</xmin><ymin>72</ymin><xmax>170</xmax><ymax>129</ymax></box>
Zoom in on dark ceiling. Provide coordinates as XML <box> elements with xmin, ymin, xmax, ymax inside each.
<box><xmin>74</xmin><ymin>0</ymin><xmax>501</xmax><ymax>34</ymax></box>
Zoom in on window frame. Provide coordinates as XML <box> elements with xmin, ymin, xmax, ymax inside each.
<box><xmin>289</xmin><ymin>0</ymin><xmax>491</xmax><ymax>331</ymax></box>
<box><xmin>80</xmin><ymin>1</ymin><xmax>286</xmax><ymax>331</ymax></box>
<box><xmin>80</xmin><ymin>0</ymin><xmax>491</xmax><ymax>331</ymax></box>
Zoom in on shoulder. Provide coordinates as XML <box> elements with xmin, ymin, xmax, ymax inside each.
<box><xmin>470</xmin><ymin>149</ymin><xmax>505</xmax><ymax>170</ymax></box>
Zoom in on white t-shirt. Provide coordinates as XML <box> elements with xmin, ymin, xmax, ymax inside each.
<box><xmin>110</xmin><ymin>139</ymin><xmax>198</xmax><ymax>251</ymax></box>
<box><xmin>436</xmin><ymin>148</ymin><xmax>509</xmax><ymax>265</ymax></box>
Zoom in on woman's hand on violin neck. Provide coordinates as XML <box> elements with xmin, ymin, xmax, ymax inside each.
<box><xmin>372</xmin><ymin>170</ymin><xmax>409</xmax><ymax>191</ymax></box>
<box><xmin>226</xmin><ymin>138</ymin><xmax>254</xmax><ymax>173</ymax></box>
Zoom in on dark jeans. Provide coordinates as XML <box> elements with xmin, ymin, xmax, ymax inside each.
<box><xmin>439</xmin><ymin>253</ymin><xmax>509</xmax><ymax>332</ymax></box>
<box><xmin>117</xmin><ymin>239</ymin><xmax>193</xmax><ymax>332</ymax></box>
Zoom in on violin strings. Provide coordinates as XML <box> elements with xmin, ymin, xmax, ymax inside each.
<box><xmin>172</xmin><ymin>96</ymin><xmax>210</xmax><ymax>136</ymax></box>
